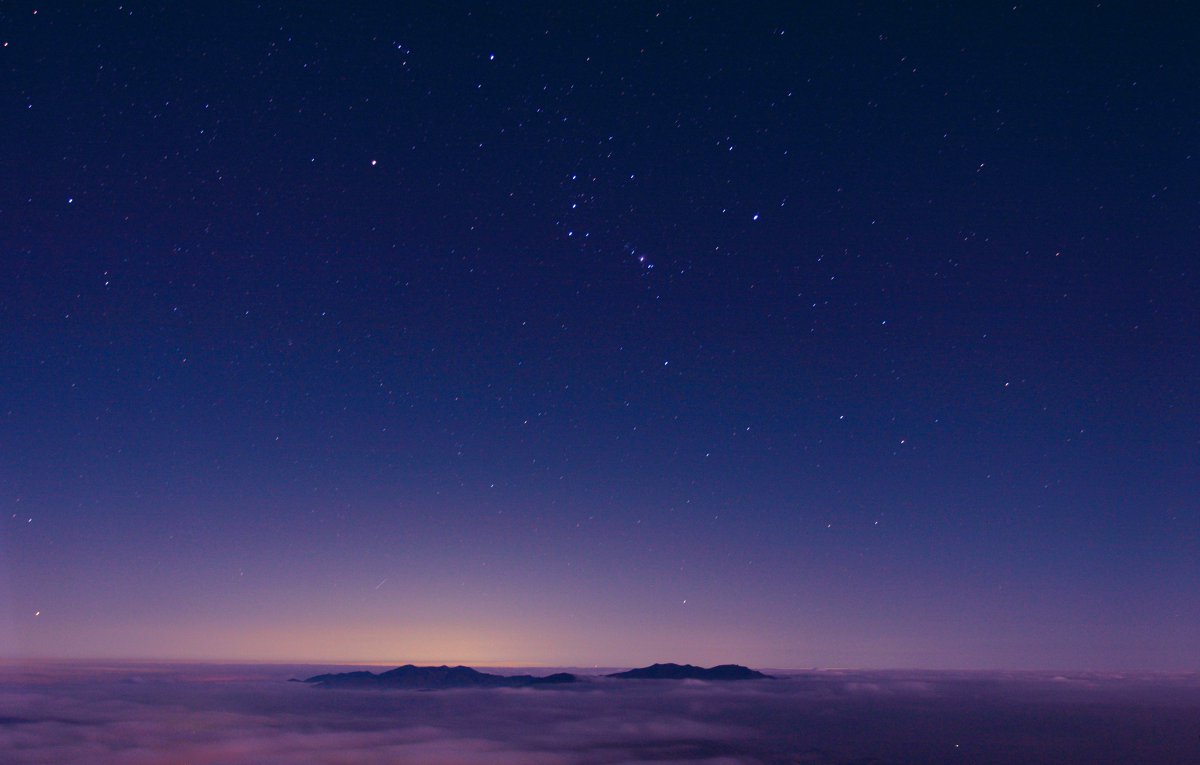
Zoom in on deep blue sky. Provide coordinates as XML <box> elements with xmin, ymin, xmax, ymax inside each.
<box><xmin>2</xmin><ymin>2</ymin><xmax>1196</xmax><ymax>669</ymax></box>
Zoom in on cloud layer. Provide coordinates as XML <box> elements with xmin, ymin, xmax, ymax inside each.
<box><xmin>2</xmin><ymin>663</ymin><xmax>1198</xmax><ymax>764</ymax></box>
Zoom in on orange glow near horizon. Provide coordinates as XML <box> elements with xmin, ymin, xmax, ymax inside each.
<box><xmin>5</xmin><ymin>605</ymin><xmax>801</xmax><ymax>668</ymax></box>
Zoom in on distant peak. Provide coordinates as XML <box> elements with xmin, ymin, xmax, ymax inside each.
<box><xmin>607</xmin><ymin>663</ymin><xmax>771</xmax><ymax>680</ymax></box>
<box><xmin>303</xmin><ymin>665</ymin><xmax>578</xmax><ymax>690</ymax></box>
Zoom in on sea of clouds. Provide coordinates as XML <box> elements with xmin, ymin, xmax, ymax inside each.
<box><xmin>2</xmin><ymin>662</ymin><xmax>1198</xmax><ymax>764</ymax></box>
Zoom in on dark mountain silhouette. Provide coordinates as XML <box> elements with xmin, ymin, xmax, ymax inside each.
<box><xmin>302</xmin><ymin>665</ymin><xmax>578</xmax><ymax>689</ymax></box>
<box><xmin>607</xmin><ymin>663</ymin><xmax>771</xmax><ymax>680</ymax></box>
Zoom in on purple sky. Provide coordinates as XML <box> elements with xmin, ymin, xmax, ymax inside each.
<box><xmin>1</xmin><ymin>2</ymin><xmax>1196</xmax><ymax>669</ymax></box>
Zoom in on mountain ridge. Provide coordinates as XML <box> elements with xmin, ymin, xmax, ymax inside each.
<box><xmin>607</xmin><ymin>663</ymin><xmax>771</xmax><ymax>680</ymax></box>
<box><xmin>299</xmin><ymin>662</ymin><xmax>772</xmax><ymax>689</ymax></box>
<box><xmin>302</xmin><ymin>664</ymin><xmax>577</xmax><ymax>689</ymax></box>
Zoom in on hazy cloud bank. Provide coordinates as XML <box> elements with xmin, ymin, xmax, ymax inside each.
<box><xmin>1</xmin><ymin>663</ymin><xmax>1198</xmax><ymax>764</ymax></box>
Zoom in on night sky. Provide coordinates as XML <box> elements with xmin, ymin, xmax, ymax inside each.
<box><xmin>2</xmin><ymin>2</ymin><xmax>1196</xmax><ymax>670</ymax></box>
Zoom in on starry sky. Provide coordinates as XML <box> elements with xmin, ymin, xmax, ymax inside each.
<box><xmin>1</xmin><ymin>2</ymin><xmax>1196</xmax><ymax>670</ymax></box>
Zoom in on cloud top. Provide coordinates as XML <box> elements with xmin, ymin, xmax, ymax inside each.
<box><xmin>2</xmin><ymin>663</ymin><xmax>1198</xmax><ymax>764</ymax></box>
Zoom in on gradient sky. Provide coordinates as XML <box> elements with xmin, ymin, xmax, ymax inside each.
<box><xmin>1</xmin><ymin>2</ymin><xmax>1196</xmax><ymax>670</ymax></box>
